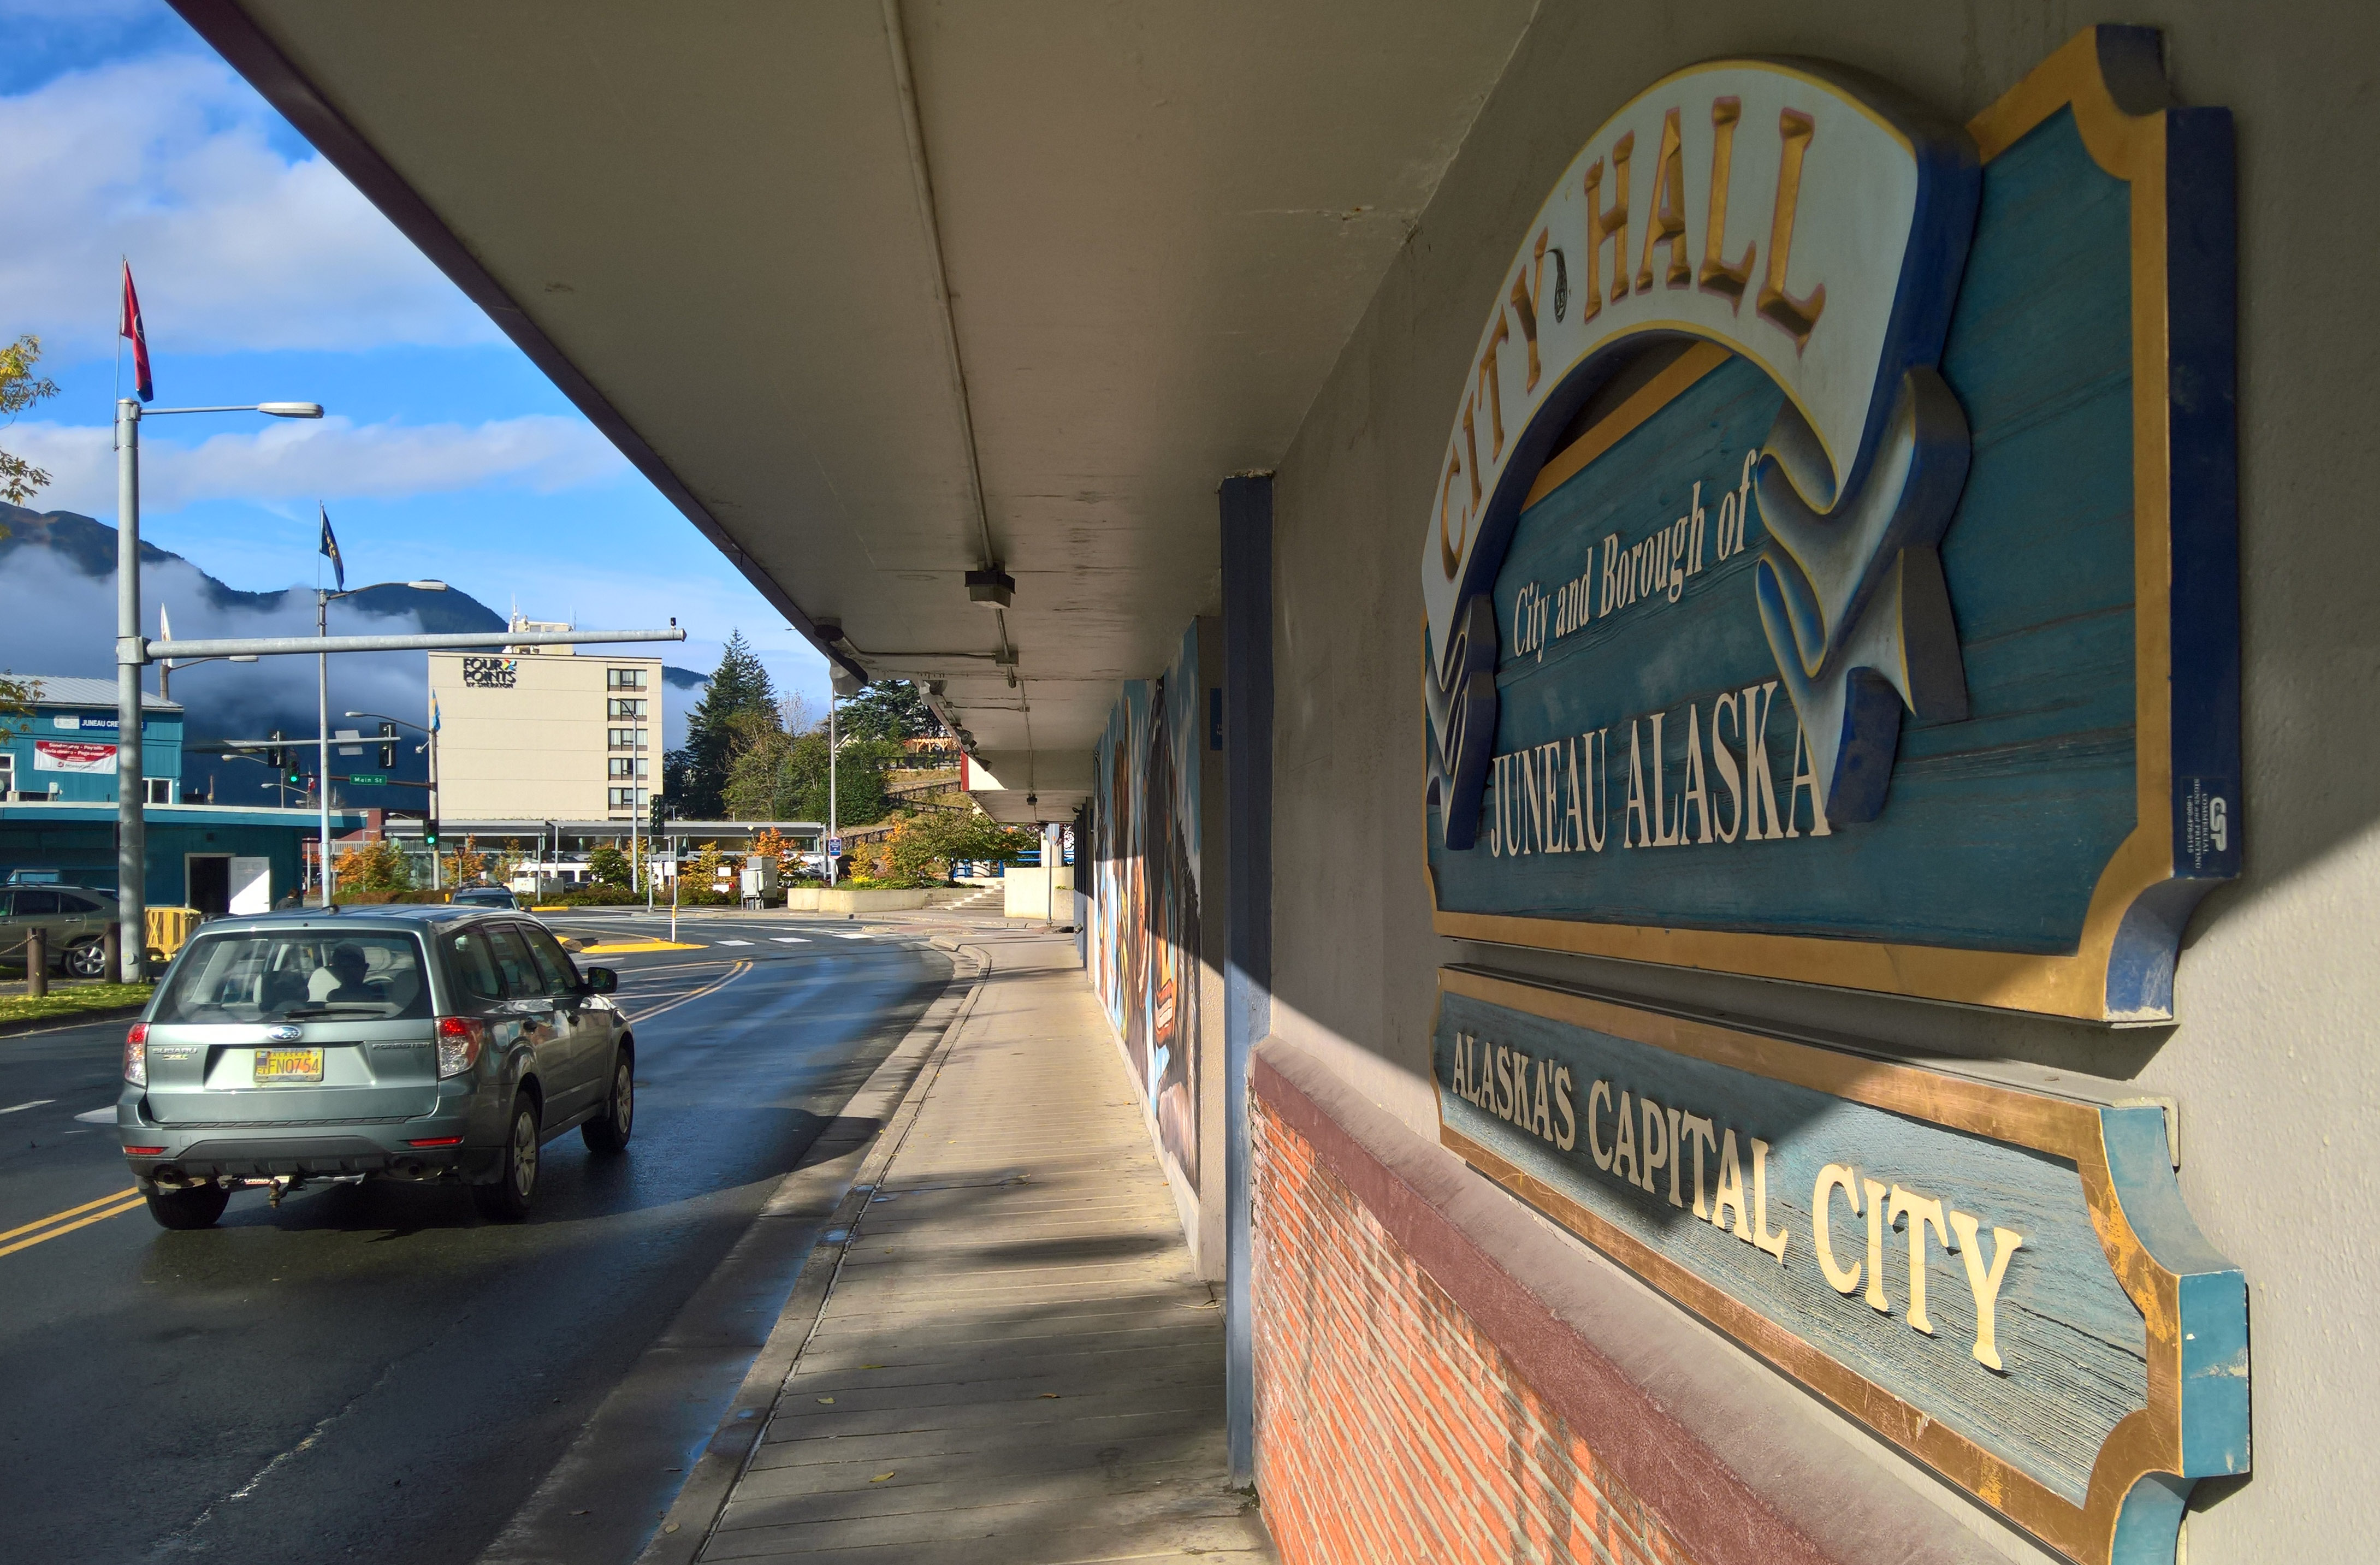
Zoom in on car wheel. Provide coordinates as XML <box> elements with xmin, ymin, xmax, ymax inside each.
<box><xmin>473</xmin><ymin>1094</ymin><xmax>541</xmax><ymax>1221</ymax></box>
<box><xmin>64</xmin><ymin>940</ymin><xmax>108</xmax><ymax>980</ymax></box>
<box><xmin>582</xmin><ymin>1054</ymin><xmax>634</xmax><ymax>1154</ymax></box>
<box><xmin>145</xmin><ymin>1182</ymin><xmax>230</xmax><ymax>1230</ymax></box>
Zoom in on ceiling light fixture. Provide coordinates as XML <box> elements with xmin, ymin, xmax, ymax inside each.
<box><xmin>966</xmin><ymin>565</ymin><xmax>1015</xmax><ymax>608</ymax></box>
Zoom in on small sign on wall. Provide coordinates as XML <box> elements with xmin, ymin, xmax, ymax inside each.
<box><xmin>1431</xmin><ymin>967</ymin><xmax>2246</xmax><ymax>1565</ymax></box>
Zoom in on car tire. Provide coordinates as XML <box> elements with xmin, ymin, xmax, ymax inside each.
<box><xmin>64</xmin><ymin>940</ymin><xmax>108</xmax><ymax>980</ymax></box>
<box><xmin>473</xmin><ymin>1094</ymin><xmax>541</xmax><ymax>1222</ymax></box>
<box><xmin>582</xmin><ymin>1053</ymin><xmax>634</xmax><ymax>1154</ymax></box>
<box><xmin>145</xmin><ymin>1182</ymin><xmax>230</xmax><ymax>1230</ymax></box>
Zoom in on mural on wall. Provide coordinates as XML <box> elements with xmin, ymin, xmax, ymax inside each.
<box><xmin>1089</xmin><ymin>624</ymin><xmax>1202</xmax><ymax>1189</ymax></box>
<box><xmin>1418</xmin><ymin>27</ymin><xmax>2240</xmax><ymax>1023</ymax></box>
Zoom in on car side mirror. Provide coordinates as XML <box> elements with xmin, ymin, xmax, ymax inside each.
<box><xmin>583</xmin><ymin>967</ymin><xmax>618</xmax><ymax>995</ymax></box>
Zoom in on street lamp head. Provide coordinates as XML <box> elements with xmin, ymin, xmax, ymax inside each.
<box><xmin>406</xmin><ymin>580</ymin><xmax>449</xmax><ymax>591</ymax></box>
<box><xmin>229</xmin><ymin>655</ymin><xmax>259</xmax><ymax>663</ymax></box>
<box><xmin>258</xmin><ymin>402</ymin><xmax>324</xmax><ymax>419</ymax></box>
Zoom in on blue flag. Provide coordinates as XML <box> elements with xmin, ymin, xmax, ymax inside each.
<box><xmin>318</xmin><ymin>504</ymin><xmax>345</xmax><ymax>592</ymax></box>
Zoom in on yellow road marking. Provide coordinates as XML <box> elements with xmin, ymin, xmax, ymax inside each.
<box><xmin>0</xmin><ymin>1186</ymin><xmax>140</xmax><ymax>1245</ymax></box>
<box><xmin>0</xmin><ymin>1188</ymin><xmax>145</xmax><ymax>1258</ymax></box>
<box><xmin>578</xmin><ymin>939</ymin><xmax>707</xmax><ymax>954</ymax></box>
<box><xmin>622</xmin><ymin>960</ymin><xmax>750</xmax><ymax>1025</ymax></box>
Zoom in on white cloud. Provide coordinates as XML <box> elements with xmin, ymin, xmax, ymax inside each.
<box><xmin>0</xmin><ymin>54</ymin><xmax>491</xmax><ymax>357</ymax></box>
<box><xmin>8</xmin><ymin>413</ymin><xmax>628</xmax><ymax>513</ymax></box>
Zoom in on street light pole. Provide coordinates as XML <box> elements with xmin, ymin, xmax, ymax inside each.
<box><xmin>827</xmin><ymin>692</ymin><xmax>838</xmax><ymax>888</ymax></box>
<box><xmin>114</xmin><ymin>399</ymin><xmax>143</xmax><ymax>981</ymax></box>
<box><xmin>115</xmin><ymin>399</ymin><xmax>324</xmax><ymax>968</ymax></box>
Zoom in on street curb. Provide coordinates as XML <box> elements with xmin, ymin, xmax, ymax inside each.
<box><xmin>626</xmin><ymin>941</ymin><xmax>991</xmax><ymax>1565</ymax></box>
<box><xmin>0</xmin><ymin>1003</ymin><xmax>146</xmax><ymax>1039</ymax></box>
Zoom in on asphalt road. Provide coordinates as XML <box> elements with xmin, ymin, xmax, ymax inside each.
<box><xmin>0</xmin><ymin>911</ymin><xmax>951</xmax><ymax>1565</ymax></box>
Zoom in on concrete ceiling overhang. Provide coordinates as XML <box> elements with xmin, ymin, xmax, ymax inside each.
<box><xmin>173</xmin><ymin>1</ymin><xmax>1535</xmax><ymax>822</ymax></box>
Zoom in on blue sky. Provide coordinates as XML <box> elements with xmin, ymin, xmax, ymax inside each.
<box><xmin>0</xmin><ymin>0</ymin><xmax>832</xmax><ymax>721</ymax></box>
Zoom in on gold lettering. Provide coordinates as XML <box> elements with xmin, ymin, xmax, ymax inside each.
<box><xmin>1948</xmin><ymin>1210</ymin><xmax>2023</xmax><ymax>1371</ymax></box>
<box><xmin>1638</xmin><ymin>1094</ymin><xmax>1669</xmax><ymax>1196</ymax></box>
<box><xmin>1477</xmin><ymin>316</ymin><xmax>1511</xmax><ymax>461</ymax></box>
<box><xmin>1508</xmin><ymin>229</ymin><xmax>1550</xmax><ymax>391</ymax></box>
<box><xmin>1862</xmin><ymin>1176</ymin><xmax>1890</xmax><ymax>1312</ymax></box>
<box><xmin>1664</xmin><ymin>1105</ymin><xmax>1686</xmax><ymax>1207</ymax></box>
<box><xmin>1887</xmin><ymin>1184</ymin><xmax>1950</xmax><ymax>1334</ymax></box>
<box><xmin>1751</xmin><ymin>1137</ymin><xmax>1790</xmax><ymax>1262</ymax></box>
<box><xmin>1529</xmin><ymin>1057</ymin><xmax>1554</xmax><ymax>1141</ymax></box>
<box><xmin>1680</xmin><ymin>1113</ymin><xmax>1716</xmax><ymax>1217</ymax></box>
<box><xmin>1784</xmin><ymin>721</ymin><xmax>1833</xmax><ymax>838</ymax></box>
<box><xmin>1814</xmin><ymin>1164</ymin><xmax>1863</xmax><ymax>1294</ymax></box>
<box><xmin>1437</xmin><ymin>447</ymin><xmax>1465</xmax><ymax>579</ymax></box>
<box><xmin>1698</xmin><ymin>97</ymin><xmax>1755</xmax><ymax>306</ymax></box>
<box><xmin>1612</xmin><ymin>1090</ymin><xmax>1640</xmax><ymax>1185</ymax></box>
<box><xmin>1710</xmin><ymin>692</ymin><xmax>1743</xmax><ymax>843</ymax></box>
<box><xmin>1635</xmin><ymin>108</ymin><xmax>1691</xmax><ymax>292</ymax></box>
<box><xmin>1582</xmin><ymin>132</ymin><xmax>1635</xmax><ymax>317</ymax></box>
<box><xmin>1711</xmin><ymin>1129</ymin><xmax>1749</xmax><ymax>1240</ymax></box>
<box><xmin>1681</xmin><ymin>702</ymin><xmax>1712</xmax><ymax>844</ymax></box>
<box><xmin>1552</xmin><ymin>1066</ymin><xmax>1578</xmax><ymax>1151</ymax></box>
<box><xmin>1587</xmin><ymin>1078</ymin><xmax>1615</xmax><ymax>1170</ymax></box>
<box><xmin>1757</xmin><ymin>109</ymin><xmax>1826</xmax><ymax>347</ymax></box>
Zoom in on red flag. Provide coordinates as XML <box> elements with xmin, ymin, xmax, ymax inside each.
<box><xmin>120</xmin><ymin>262</ymin><xmax>153</xmax><ymax>402</ymax></box>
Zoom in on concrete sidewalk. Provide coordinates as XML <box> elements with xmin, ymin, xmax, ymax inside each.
<box><xmin>689</xmin><ymin>930</ymin><xmax>1272</xmax><ymax>1564</ymax></box>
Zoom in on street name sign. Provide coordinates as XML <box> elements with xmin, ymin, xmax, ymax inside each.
<box><xmin>1432</xmin><ymin>968</ymin><xmax>2247</xmax><ymax>1565</ymax></box>
<box><xmin>1419</xmin><ymin>27</ymin><xmax>2239</xmax><ymax>1023</ymax></box>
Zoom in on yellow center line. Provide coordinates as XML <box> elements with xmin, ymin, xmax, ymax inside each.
<box><xmin>621</xmin><ymin>959</ymin><xmax>750</xmax><ymax>1025</ymax></box>
<box><xmin>0</xmin><ymin>1190</ymin><xmax>146</xmax><ymax>1258</ymax></box>
<box><xmin>0</xmin><ymin>1186</ymin><xmax>140</xmax><ymax>1245</ymax></box>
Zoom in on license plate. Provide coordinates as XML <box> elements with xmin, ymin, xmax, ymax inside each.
<box><xmin>253</xmin><ymin>1048</ymin><xmax>324</xmax><ymax>1083</ymax></box>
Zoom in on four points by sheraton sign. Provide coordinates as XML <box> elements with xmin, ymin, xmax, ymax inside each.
<box><xmin>1419</xmin><ymin>26</ymin><xmax>2241</xmax><ymax>1025</ymax></box>
<box><xmin>1414</xmin><ymin>28</ymin><xmax>2247</xmax><ymax>1565</ymax></box>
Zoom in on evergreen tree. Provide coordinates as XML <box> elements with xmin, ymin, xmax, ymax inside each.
<box><xmin>838</xmin><ymin>679</ymin><xmax>941</xmax><ymax>742</ymax></box>
<box><xmin>680</xmin><ymin>631</ymin><xmax>777</xmax><ymax>817</ymax></box>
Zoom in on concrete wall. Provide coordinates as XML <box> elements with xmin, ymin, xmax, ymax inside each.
<box><xmin>1264</xmin><ymin>5</ymin><xmax>2379</xmax><ymax>1561</ymax></box>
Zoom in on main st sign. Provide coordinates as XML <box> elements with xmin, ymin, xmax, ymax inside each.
<box><xmin>1414</xmin><ymin>28</ymin><xmax>2246</xmax><ymax>1565</ymax></box>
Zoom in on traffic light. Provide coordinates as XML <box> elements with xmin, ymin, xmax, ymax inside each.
<box><xmin>649</xmin><ymin>796</ymin><xmax>667</xmax><ymax>838</ymax></box>
<box><xmin>423</xmin><ymin>817</ymin><xmax>440</xmax><ymax>849</ymax></box>
<box><xmin>376</xmin><ymin>721</ymin><xmax>397</xmax><ymax>770</ymax></box>
<box><xmin>266</xmin><ymin>730</ymin><xmax>286</xmax><ymax>772</ymax></box>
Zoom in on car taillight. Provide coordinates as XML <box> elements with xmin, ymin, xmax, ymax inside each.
<box><xmin>123</xmin><ymin>1145</ymin><xmax>164</xmax><ymax>1157</ymax></box>
<box><xmin>436</xmin><ymin>1016</ymin><xmax>486</xmax><ymax>1079</ymax></box>
<box><xmin>123</xmin><ymin>1023</ymin><xmax>148</xmax><ymax>1086</ymax></box>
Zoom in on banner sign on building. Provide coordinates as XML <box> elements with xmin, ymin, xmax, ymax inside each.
<box><xmin>1431</xmin><ymin>967</ymin><xmax>2247</xmax><ymax>1565</ymax></box>
<box><xmin>1419</xmin><ymin>28</ymin><xmax>2239</xmax><ymax>1022</ymax></box>
<box><xmin>34</xmin><ymin>740</ymin><xmax>117</xmax><ymax>774</ymax></box>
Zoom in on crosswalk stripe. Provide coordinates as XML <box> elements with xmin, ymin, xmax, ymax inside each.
<box><xmin>716</xmin><ymin>939</ymin><xmax>754</xmax><ymax>946</ymax></box>
<box><xmin>771</xmin><ymin>936</ymin><xmax>808</xmax><ymax>944</ymax></box>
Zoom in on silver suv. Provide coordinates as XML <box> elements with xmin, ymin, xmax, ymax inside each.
<box><xmin>117</xmin><ymin>905</ymin><xmax>634</xmax><ymax>1229</ymax></box>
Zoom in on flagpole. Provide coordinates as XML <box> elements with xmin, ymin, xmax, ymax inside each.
<box><xmin>318</xmin><ymin>586</ymin><xmax>332</xmax><ymax>906</ymax></box>
<box><xmin>115</xmin><ymin>396</ymin><xmax>146</xmax><ymax>981</ymax></box>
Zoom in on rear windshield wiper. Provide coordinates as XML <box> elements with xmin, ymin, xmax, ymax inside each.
<box><xmin>275</xmin><ymin>1003</ymin><xmax>393</xmax><ymax>1017</ymax></box>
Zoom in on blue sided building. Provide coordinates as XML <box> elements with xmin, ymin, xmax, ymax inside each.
<box><xmin>1</xmin><ymin>675</ymin><xmax>362</xmax><ymax>912</ymax></box>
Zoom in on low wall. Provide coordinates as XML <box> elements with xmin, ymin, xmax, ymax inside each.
<box><xmin>1250</xmin><ymin>1038</ymin><xmax>2021</xmax><ymax>1565</ymax></box>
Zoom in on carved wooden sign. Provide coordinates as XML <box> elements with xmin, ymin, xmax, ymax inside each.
<box><xmin>1432</xmin><ymin>968</ymin><xmax>2248</xmax><ymax>1565</ymax></box>
<box><xmin>1420</xmin><ymin>28</ymin><xmax>2239</xmax><ymax>1022</ymax></box>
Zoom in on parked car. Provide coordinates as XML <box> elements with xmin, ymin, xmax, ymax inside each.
<box><xmin>449</xmin><ymin>886</ymin><xmax>520</xmax><ymax>910</ymax></box>
<box><xmin>116</xmin><ymin>904</ymin><xmax>634</xmax><ymax>1229</ymax></box>
<box><xmin>2</xmin><ymin>884</ymin><xmax>117</xmax><ymax>978</ymax></box>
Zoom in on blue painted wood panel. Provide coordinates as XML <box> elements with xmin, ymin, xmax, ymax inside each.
<box><xmin>1431</xmin><ymin>109</ymin><xmax>2142</xmax><ymax>957</ymax></box>
<box><xmin>1434</xmin><ymin>987</ymin><xmax>2144</xmax><ymax>1504</ymax></box>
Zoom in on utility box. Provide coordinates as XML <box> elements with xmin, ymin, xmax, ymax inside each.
<box><xmin>741</xmin><ymin>857</ymin><xmax>779</xmax><ymax>907</ymax></box>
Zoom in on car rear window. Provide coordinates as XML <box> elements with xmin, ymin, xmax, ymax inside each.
<box><xmin>152</xmin><ymin>930</ymin><xmax>433</xmax><ymax>1023</ymax></box>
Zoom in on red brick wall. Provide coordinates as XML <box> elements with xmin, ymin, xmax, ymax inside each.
<box><xmin>1252</xmin><ymin>1093</ymin><xmax>1700</xmax><ymax>1565</ymax></box>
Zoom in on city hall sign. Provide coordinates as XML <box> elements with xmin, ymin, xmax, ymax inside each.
<box><xmin>1419</xmin><ymin>27</ymin><xmax>2240</xmax><ymax>1024</ymax></box>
